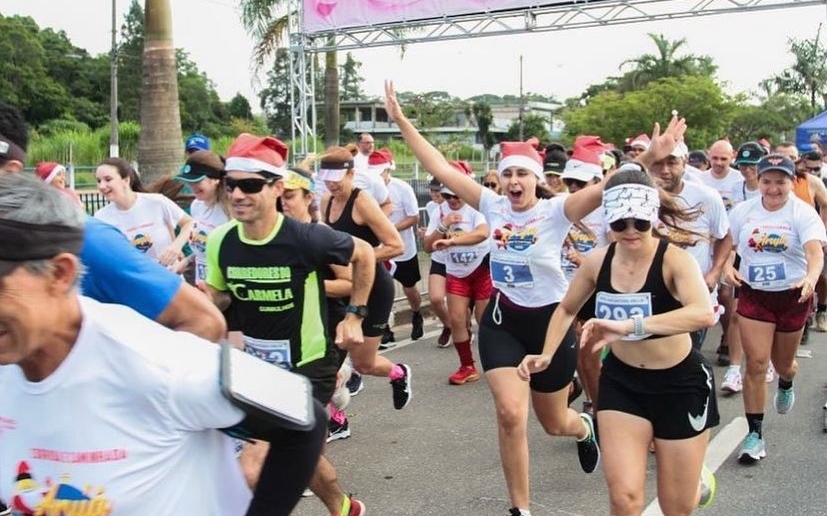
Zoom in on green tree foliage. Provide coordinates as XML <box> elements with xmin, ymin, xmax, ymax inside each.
<box><xmin>404</xmin><ymin>91</ymin><xmax>460</xmax><ymax>128</ymax></box>
<box><xmin>506</xmin><ymin>113</ymin><xmax>550</xmax><ymax>142</ymax></box>
<box><xmin>117</xmin><ymin>0</ymin><xmax>145</xmax><ymax>122</ymax></box>
<box><xmin>562</xmin><ymin>76</ymin><xmax>731</xmax><ymax>149</ymax></box>
<box><xmin>770</xmin><ymin>26</ymin><xmax>827</xmax><ymax>118</ymax></box>
<box><xmin>228</xmin><ymin>93</ymin><xmax>253</xmax><ymax>120</ymax></box>
<box><xmin>340</xmin><ymin>52</ymin><xmax>365</xmax><ymax>101</ymax></box>
<box><xmin>259</xmin><ymin>48</ymin><xmax>292</xmax><ymax>139</ymax></box>
<box><xmin>618</xmin><ymin>33</ymin><xmax>717</xmax><ymax>92</ymax></box>
<box><xmin>470</xmin><ymin>102</ymin><xmax>495</xmax><ymax>151</ymax></box>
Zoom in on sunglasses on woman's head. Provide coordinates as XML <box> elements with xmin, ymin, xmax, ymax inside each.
<box><xmin>224</xmin><ymin>176</ymin><xmax>277</xmax><ymax>194</ymax></box>
<box><xmin>609</xmin><ymin>218</ymin><xmax>652</xmax><ymax>233</ymax></box>
<box><xmin>483</xmin><ymin>182</ymin><xmax>498</xmax><ymax>189</ymax></box>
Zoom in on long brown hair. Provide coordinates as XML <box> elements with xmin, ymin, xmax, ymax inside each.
<box><xmin>100</xmin><ymin>157</ymin><xmax>145</xmax><ymax>193</ymax></box>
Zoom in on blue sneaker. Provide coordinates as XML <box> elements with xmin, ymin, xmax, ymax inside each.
<box><xmin>697</xmin><ymin>463</ymin><xmax>716</xmax><ymax>508</ymax></box>
<box><xmin>774</xmin><ymin>386</ymin><xmax>795</xmax><ymax>414</ymax></box>
<box><xmin>738</xmin><ymin>431</ymin><xmax>766</xmax><ymax>464</ymax></box>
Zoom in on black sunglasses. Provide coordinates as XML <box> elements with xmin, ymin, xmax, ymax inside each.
<box><xmin>441</xmin><ymin>193</ymin><xmax>459</xmax><ymax>200</ymax></box>
<box><xmin>609</xmin><ymin>218</ymin><xmax>652</xmax><ymax>233</ymax></box>
<box><xmin>483</xmin><ymin>182</ymin><xmax>498</xmax><ymax>189</ymax></box>
<box><xmin>806</xmin><ymin>165</ymin><xmax>822</xmax><ymax>173</ymax></box>
<box><xmin>224</xmin><ymin>176</ymin><xmax>276</xmax><ymax>194</ymax></box>
<box><xmin>563</xmin><ymin>178</ymin><xmax>588</xmax><ymax>187</ymax></box>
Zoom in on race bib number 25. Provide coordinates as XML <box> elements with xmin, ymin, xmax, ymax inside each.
<box><xmin>747</xmin><ymin>262</ymin><xmax>786</xmax><ymax>285</ymax></box>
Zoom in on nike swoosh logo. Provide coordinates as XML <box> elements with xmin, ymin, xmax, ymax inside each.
<box><xmin>688</xmin><ymin>363</ymin><xmax>713</xmax><ymax>432</ymax></box>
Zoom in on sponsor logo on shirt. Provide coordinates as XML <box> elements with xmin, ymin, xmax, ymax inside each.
<box><xmin>492</xmin><ymin>223</ymin><xmax>538</xmax><ymax>251</ymax></box>
<box><xmin>747</xmin><ymin>228</ymin><xmax>788</xmax><ymax>253</ymax></box>
<box><xmin>10</xmin><ymin>461</ymin><xmax>112</xmax><ymax>516</ymax></box>
<box><xmin>130</xmin><ymin>233</ymin><xmax>153</xmax><ymax>253</ymax></box>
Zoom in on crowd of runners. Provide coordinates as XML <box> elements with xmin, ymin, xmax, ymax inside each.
<box><xmin>0</xmin><ymin>78</ymin><xmax>826</xmax><ymax>516</ymax></box>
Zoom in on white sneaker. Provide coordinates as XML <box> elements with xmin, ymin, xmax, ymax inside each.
<box><xmin>765</xmin><ymin>362</ymin><xmax>775</xmax><ymax>384</ymax></box>
<box><xmin>721</xmin><ymin>367</ymin><xmax>743</xmax><ymax>393</ymax></box>
<box><xmin>815</xmin><ymin>311</ymin><xmax>827</xmax><ymax>332</ymax></box>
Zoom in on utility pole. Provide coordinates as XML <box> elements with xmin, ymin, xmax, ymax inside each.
<box><xmin>110</xmin><ymin>0</ymin><xmax>120</xmax><ymax>158</ymax></box>
<box><xmin>518</xmin><ymin>54</ymin><xmax>524</xmax><ymax>141</ymax></box>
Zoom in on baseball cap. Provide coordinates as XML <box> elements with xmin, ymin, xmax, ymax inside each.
<box><xmin>185</xmin><ymin>133</ymin><xmax>210</xmax><ymax>152</ymax></box>
<box><xmin>734</xmin><ymin>142</ymin><xmax>766</xmax><ymax>165</ymax></box>
<box><xmin>757</xmin><ymin>154</ymin><xmax>795</xmax><ymax>177</ymax></box>
<box><xmin>687</xmin><ymin>150</ymin><xmax>708</xmax><ymax>167</ymax></box>
<box><xmin>543</xmin><ymin>149</ymin><xmax>568</xmax><ymax>175</ymax></box>
<box><xmin>175</xmin><ymin>150</ymin><xmax>225</xmax><ymax>182</ymax></box>
<box><xmin>670</xmin><ymin>142</ymin><xmax>689</xmax><ymax>158</ymax></box>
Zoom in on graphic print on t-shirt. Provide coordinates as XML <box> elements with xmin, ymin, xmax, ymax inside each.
<box><xmin>10</xmin><ymin>460</ymin><xmax>113</xmax><ymax>516</ymax></box>
<box><xmin>492</xmin><ymin>223</ymin><xmax>538</xmax><ymax>251</ymax></box>
<box><xmin>130</xmin><ymin>233</ymin><xmax>153</xmax><ymax>253</ymax></box>
<box><xmin>747</xmin><ymin>227</ymin><xmax>789</xmax><ymax>253</ymax></box>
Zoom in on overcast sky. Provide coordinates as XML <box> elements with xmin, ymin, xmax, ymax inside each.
<box><xmin>3</xmin><ymin>1</ymin><xmax>827</xmax><ymax>107</ymax></box>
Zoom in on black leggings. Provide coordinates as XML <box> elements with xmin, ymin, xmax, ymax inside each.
<box><xmin>246</xmin><ymin>400</ymin><xmax>327</xmax><ymax>516</ymax></box>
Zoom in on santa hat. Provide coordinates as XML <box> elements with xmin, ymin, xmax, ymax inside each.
<box><xmin>440</xmin><ymin>160</ymin><xmax>474</xmax><ymax>196</ymax></box>
<box><xmin>35</xmin><ymin>162</ymin><xmax>65</xmax><ymax>184</ymax></box>
<box><xmin>367</xmin><ymin>148</ymin><xmax>394</xmax><ymax>175</ymax></box>
<box><xmin>497</xmin><ymin>142</ymin><xmax>544</xmax><ymax>180</ymax></box>
<box><xmin>630</xmin><ymin>134</ymin><xmax>651</xmax><ymax>150</ymax></box>
<box><xmin>225</xmin><ymin>133</ymin><xmax>288</xmax><ymax>177</ymax></box>
<box><xmin>561</xmin><ymin>136</ymin><xmax>604</xmax><ymax>182</ymax></box>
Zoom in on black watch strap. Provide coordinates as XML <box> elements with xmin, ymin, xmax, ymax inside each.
<box><xmin>345</xmin><ymin>304</ymin><xmax>369</xmax><ymax>318</ymax></box>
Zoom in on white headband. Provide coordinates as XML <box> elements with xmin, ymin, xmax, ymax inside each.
<box><xmin>602</xmin><ymin>184</ymin><xmax>660</xmax><ymax>224</ymax></box>
<box><xmin>44</xmin><ymin>164</ymin><xmax>65</xmax><ymax>185</ymax></box>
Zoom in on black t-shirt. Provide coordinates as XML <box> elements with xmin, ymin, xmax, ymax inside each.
<box><xmin>206</xmin><ymin>215</ymin><xmax>354</xmax><ymax>368</ymax></box>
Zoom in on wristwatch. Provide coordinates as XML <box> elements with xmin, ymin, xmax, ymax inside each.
<box><xmin>631</xmin><ymin>314</ymin><xmax>646</xmax><ymax>337</ymax></box>
<box><xmin>346</xmin><ymin>304</ymin><xmax>369</xmax><ymax>318</ymax></box>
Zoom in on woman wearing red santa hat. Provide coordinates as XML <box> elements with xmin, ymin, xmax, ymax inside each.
<box><xmin>385</xmin><ymin>80</ymin><xmax>686</xmax><ymax>516</ymax></box>
<box><xmin>35</xmin><ymin>161</ymin><xmax>82</xmax><ymax>208</ymax></box>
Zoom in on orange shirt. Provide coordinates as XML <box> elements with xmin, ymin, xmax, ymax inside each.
<box><xmin>793</xmin><ymin>175</ymin><xmax>815</xmax><ymax>207</ymax></box>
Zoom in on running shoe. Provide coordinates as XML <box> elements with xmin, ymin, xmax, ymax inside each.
<box><xmin>697</xmin><ymin>463</ymin><xmax>716</xmax><ymax>509</ymax></box>
<box><xmin>327</xmin><ymin>417</ymin><xmax>351</xmax><ymax>443</ymax></box>
<box><xmin>576</xmin><ymin>413</ymin><xmax>600</xmax><ymax>473</ymax></box>
<box><xmin>346</xmin><ymin>496</ymin><xmax>365</xmax><ymax>516</ymax></box>
<box><xmin>508</xmin><ymin>509</ymin><xmax>530</xmax><ymax>516</ymax></box>
<box><xmin>391</xmin><ymin>363</ymin><xmax>412</xmax><ymax>409</ymax></box>
<box><xmin>721</xmin><ymin>367</ymin><xmax>743</xmax><ymax>394</ymax></box>
<box><xmin>774</xmin><ymin>386</ymin><xmax>795</xmax><ymax>414</ymax></box>
<box><xmin>346</xmin><ymin>371</ymin><xmax>364</xmax><ymax>396</ymax></box>
<box><xmin>437</xmin><ymin>326</ymin><xmax>451</xmax><ymax>348</ymax></box>
<box><xmin>815</xmin><ymin>311</ymin><xmax>827</xmax><ymax>332</ymax></box>
<box><xmin>765</xmin><ymin>362</ymin><xmax>775</xmax><ymax>383</ymax></box>
<box><xmin>738</xmin><ymin>431</ymin><xmax>766</xmax><ymax>464</ymax></box>
<box><xmin>381</xmin><ymin>326</ymin><xmax>395</xmax><ymax>345</ymax></box>
<box><xmin>411</xmin><ymin>311</ymin><xmax>424</xmax><ymax>340</ymax></box>
<box><xmin>448</xmin><ymin>364</ymin><xmax>480</xmax><ymax>385</ymax></box>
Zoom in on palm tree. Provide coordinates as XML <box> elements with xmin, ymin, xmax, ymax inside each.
<box><xmin>618</xmin><ymin>33</ymin><xmax>715</xmax><ymax>91</ymax></box>
<box><xmin>240</xmin><ymin>1</ymin><xmax>340</xmax><ymax>147</ymax></box>
<box><xmin>138</xmin><ymin>0</ymin><xmax>184</xmax><ymax>182</ymax></box>
<box><xmin>772</xmin><ymin>25</ymin><xmax>827</xmax><ymax>117</ymax></box>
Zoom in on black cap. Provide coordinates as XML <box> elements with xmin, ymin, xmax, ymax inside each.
<box><xmin>734</xmin><ymin>142</ymin><xmax>766</xmax><ymax>165</ymax></box>
<box><xmin>687</xmin><ymin>150</ymin><xmax>709</xmax><ymax>166</ymax></box>
<box><xmin>757</xmin><ymin>154</ymin><xmax>795</xmax><ymax>177</ymax></box>
<box><xmin>543</xmin><ymin>149</ymin><xmax>568</xmax><ymax>175</ymax></box>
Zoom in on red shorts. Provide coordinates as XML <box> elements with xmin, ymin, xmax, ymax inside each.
<box><xmin>736</xmin><ymin>284</ymin><xmax>812</xmax><ymax>332</ymax></box>
<box><xmin>446</xmin><ymin>264</ymin><xmax>492</xmax><ymax>301</ymax></box>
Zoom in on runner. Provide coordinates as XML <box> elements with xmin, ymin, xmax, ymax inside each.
<box><xmin>423</xmin><ymin>176</ymin><xmax>453</xmax><ymax>347</ymax></box>
<box><xmin>519</xmin><ymin>165</ymin><xmax>719</xmax><ymax>515</ymax></box>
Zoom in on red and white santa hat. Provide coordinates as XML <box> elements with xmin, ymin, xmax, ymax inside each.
<box><xmin>630</xmin><ymin>133</ymin><xmax>651</xmax><ymax>150</ymax></box>
<box><xmin>225</xmin><ymin>133</ymin><xmax>288</xmax><ymax>177</ymax></box>
<box><xmin>367</xmin><ymin>148</ymin><xmax>395</xmax><ymax>175</ymax></box>
<box><xmin>497</xmin><ymin>142</ymin><xmax>544</xmax><ymax>180</ymax></box>
<box><xmin>561</xmin><ymin>136</ymin><xmax>604</xmax><ymax>182</ymax></box>
<box><xmin>35</xmin><ymin>161</ymin><xmax>66</xmax><ymax>184</ymax></box>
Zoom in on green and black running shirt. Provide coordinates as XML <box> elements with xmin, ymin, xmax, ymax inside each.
<box><xmin>206</xmin><ymin>215</ymin><xmax>354</xmax><ymax>369</ymax></box>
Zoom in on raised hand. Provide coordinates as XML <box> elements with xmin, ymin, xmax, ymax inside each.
<box><xmin>384</xmin><ymin>80</ymin><xmax>405</xmax><ymax>124</ymax></box>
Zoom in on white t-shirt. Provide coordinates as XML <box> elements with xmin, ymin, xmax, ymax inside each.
<box><xmin>478</xmin><ymin>189</ymin><xmax>572</xmax><ymax>307</ymax></box>
<box><xmin>561</xmin><ymin>207</ymin><xmax>608</xmax><ymax>282</ymax></box>
<box><xmin>729</xmin><ymin>196</ymin><xmax>827</xmax><ymax>291</ymax></box>
<box><xmin>94</xmin><ymin>193</ymin><xmax>186</xmax><ymax>262</ymax></box>
<box><xmin>190</xmin><ymin>200</ymin><xmax>230</xmax><ymax>282</ymax></box>
<box><xmin>353</xmin><ymin>152</ymin><xmax>369</xmax><ymax>174</ymax></box>
<box><xmin>426</xmin><ymin>202</ymin><xmax>489</xmax><ymax>278</ymax></box>
<box><xmin>656</xmin><ymin>180</ymin><xmax>729</xmax><ymax>275</ymax></box>
<box><xmin>699</xmin><ymin>168</ymin><xmax>743</xmax><ymax>212</ymax></box>
<box><xmin>387</xmin><ymin>177</ymin><xmax>420</xmax><ymax>262</ymax></box>
<box><xmin>425</xmin><ymin>201</ymin><xmax>447</xmax><ymax>264</ymax></box>
<box><xmin>0</xmin><ymin>297</ymin><xmax>250</xmax><ymax>515</ymax></box>
<box><xmin>731</xmin><ymin>180</ymin><xmax>760</xmax><ymax>205</ymax></box>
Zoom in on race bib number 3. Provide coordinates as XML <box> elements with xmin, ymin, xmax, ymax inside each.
<box><xmin>747</xmin><ymin>262</ymin><xmax>786</xmax><ymax>286</ymax></box>
<box><xmin>243</xmin><ymin>335</ymin><xmax>292</xmax><ymax>370</ymax></box>
<box><xmin>595</xmin><ymin>292</ymin><xmax>653</xmax><ymax>320</ymax></box>
<box><xmin>491</xmin><ymin>256</ymin><xmax>533</xmax><ymax>288</ymax></box>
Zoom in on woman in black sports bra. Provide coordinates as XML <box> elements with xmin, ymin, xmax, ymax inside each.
<box><xmin>318</xmin><ymin>146</ymin><xmax>414</xmax><ymax>411</ymax></box>
<box><xmin>519</xmin><ymin>166</ymin><xmax>720</xmax><ymax>515</ymax></box>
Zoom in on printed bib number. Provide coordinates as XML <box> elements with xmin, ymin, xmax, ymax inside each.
<box><xmin>449</xmin><ymin>251</ymin><xmax>479</xmax><ymax>265</ymax></box>
<box><xmin>243</xmin><ymin>335</ymin><xmax>292</xmax><ymax>370</ymax></box>
<box><xmin>491</xmin><ymin>256</ymin><xmax>533</xmax><ymax>288</ymax></box>
<box><xmin>747</xmin><ymin>262</ymin><xmax>786</xmax><ymax>285</ymax></box>
<box><xmin>595</xmin><ymin>292</ymin><xmax>653</xmax><ymax>341</ymax></box>
<box><xmin>196</xmin><ymin>262</ymin><xmax>207</xmax><ymax>282</ymax></box>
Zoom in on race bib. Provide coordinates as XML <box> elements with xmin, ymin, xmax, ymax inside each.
<box><xmin>243</xmin><ymin>335</ymin><xmax>292</xmax><ymax>370</ymax></box>
<box><xmin>196</xmin><ymin>261</ymin><xmax>207</xmax><ymax>282</ymax></box>
<box><xmin>595</xmin><ymin>292</ymin><xmax>653</xmax><ymax>341</ymax></box>
<box><xmin>449</xmin><ymin>251</ymin><xmax>479</xmax><ymax>265</ymax></box>
<box><xmin>747</xmin><ymin>261</ymin><xmax>786</xmax><ymax>287</ymax></box>
<box><xmin>491</xmin><ymin>255</ymin><xmax>533</xmax><ymax>288</ymax></box>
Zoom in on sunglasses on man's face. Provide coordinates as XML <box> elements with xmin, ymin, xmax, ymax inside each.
<box><xmin>563</xmin><ymin>178</ymin><xmax>587</xmax><ymax>188</ymax></box>
<box><xmin>806</xmin><ymin>165</ymin><xmax>822</xmax><ymax>173</ymax></box>
<box><xmin>441</xmin><ymin>193</ymin><xmax>459</xmax><ymax>200</ymax></box>
<box><xmin>483</xmin><ymin>182</ymin><xmax>499</xmax><ymax>189</ymax></box>
<box><xmin>224</xmin><ymin>176</ymin><xmax>276</xmax><ymax>194</ymax></box>
<box><xmin>609</xmin><ymin>218</ymin><xmax>652</xmax><ymax>233</ymax></box>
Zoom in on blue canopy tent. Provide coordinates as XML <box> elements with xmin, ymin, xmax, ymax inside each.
<box><xmin>796</xmin><ymin>111</ymin><xmax>827</xmax><ymax>152</ymax></box>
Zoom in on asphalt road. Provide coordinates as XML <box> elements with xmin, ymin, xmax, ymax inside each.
<box><xmin>291</xmin><ymin>319</ymin><xmax>827</xmax><ymax>516</ymax></box>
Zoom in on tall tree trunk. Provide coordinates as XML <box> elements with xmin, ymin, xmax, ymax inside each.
<box><xmin>324</xmin><ymin>41</ymin><xmax>339</xmax><ymax>147</ymax></box>
<box><xmin>138</xmin><ymin>0</ymin><xmax>183</xmax><ymax>182</ymax></box>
